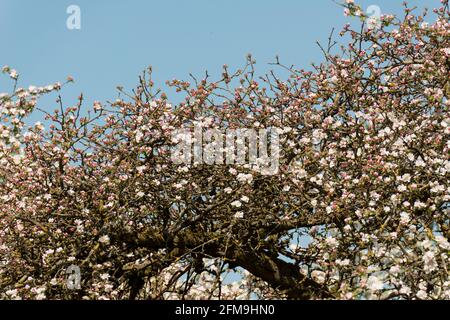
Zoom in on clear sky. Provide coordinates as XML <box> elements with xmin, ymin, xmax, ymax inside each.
<box><xmin>0</xmin><ymin>0</ymin><xmax>436</xmax><ymax>114</ymax></box>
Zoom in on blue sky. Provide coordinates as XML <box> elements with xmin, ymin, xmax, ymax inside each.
<box><xmin>0</xmin><ymin>0</ymin><xmax>435</xmax><ymax>114</ymax></box>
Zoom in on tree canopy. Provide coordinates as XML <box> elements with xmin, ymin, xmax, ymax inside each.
<box><xmin>0</xmin><ymin>1</ymin><xmax>449</xmax><ymax>300</ymax></box>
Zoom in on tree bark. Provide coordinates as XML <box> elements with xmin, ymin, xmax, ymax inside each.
<box><xmin>117</xmin><ymin>228</ymin><xmax>333</xmax><ymax>299</ymax></box>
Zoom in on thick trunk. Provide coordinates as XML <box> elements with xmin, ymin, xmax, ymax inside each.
<box><xmin>231</xmin><ymin>249</ymin><xmax>333</xmax><ymax>299</ymax></box>
<box><xmin>118</xmin><ymin>228</ymin><xmax>333</xmax><ymax>299</ymax></box>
